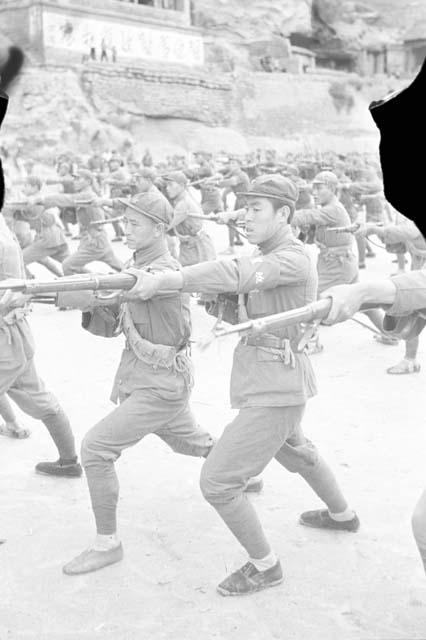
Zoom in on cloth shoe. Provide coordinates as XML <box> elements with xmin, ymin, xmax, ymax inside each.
<box><xmin>63</xmin><ymin>543</ymin><xmax>123</xmax><ymax>575</ymax></box>
<box><xmin>217</xmin><ymin>560</ymin><xmax>283</xmax><ymax>596</ymax></box>
<box><xmin>299</xmin><ymin>509</ymin><xmax>360</xmax><ymax>532</ymax></box>
<box><xmin>35</xmin><ymin>458</ymin><xmax>82</xmax><ymax>477</ymax></box>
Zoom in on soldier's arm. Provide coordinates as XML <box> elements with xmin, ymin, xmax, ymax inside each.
<box><xmin>39</xmin><ymin>193</ymin><xmax>79</xmax><ymax>209</ymax></box>
<box><xmin>125</xmin><ymin>250</ymin><xmax>311</xmax><ymax>300</ymax></box>
<box><xmin>292</xmin><ymin>205</ymin><xmax>338</xmax><ymax>228</ymax></box>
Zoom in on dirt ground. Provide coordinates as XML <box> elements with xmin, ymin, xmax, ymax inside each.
<box><xmin>1</xmin><ymin>226</ymin><xmax>425</xmax><ymax>640</ymax></box>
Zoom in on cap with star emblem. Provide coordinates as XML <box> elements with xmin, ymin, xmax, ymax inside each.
<box><xmin>118</xmin><ymin>191</ymin><xmax>174</xmax><ymax>226</ymax></box>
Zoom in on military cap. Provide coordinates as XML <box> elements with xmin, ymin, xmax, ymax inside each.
<box><xmin>237</xmin><ymin>174</ymin><xmax>299</xmax><ymax>203</ymax></box>
<box><xmin>162</xmin><ymin>171</ymin><xmax>188</xmax><ymax>186</ymax></box>
<box><xmin>312</xmin><ymin>171</ymin><xmax>339</xmax><ymax>186</ymax></box>
<box><xmin>119</xmin><ymin>191</ymin><xmax>173</xmax><ymax>226</ymax></box>
<box><xmin>133</xmin><ymin>167</ymin><xmax>157</xmax><ymax>181</ymax></box>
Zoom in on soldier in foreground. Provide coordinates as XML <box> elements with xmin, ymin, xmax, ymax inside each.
<box><xmin>122</xmin><ymin>175</ymin><xmax>359</xmax><ymax>596</ymax></box>
<box><xmin>62</xmin><ymin>191</ymin><xmax>216</xmax><ymax>576</ymax></box>
<box><xmin>0</xmin><ymin>207</ymin><xmax>81</xmax><ymax>476</ymax></box>
<box><xmin>318</xmin><ymin>270</ymin><xmax>426</xmax><ymax>574</ymax></box>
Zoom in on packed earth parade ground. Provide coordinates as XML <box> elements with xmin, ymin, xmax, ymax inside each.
<box><xmin>1</xmin><ymin>224</ymin><xmax>425</xmax><ymax>640</ymax></box>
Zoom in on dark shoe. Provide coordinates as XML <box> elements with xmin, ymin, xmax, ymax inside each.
<box><xmin>112</xmin><ymin>237</ymin><xmax>123</xmax><ymax>242</ymax></box>
<box><xmin>217</xmin><ymin>560</ymin><xmax>283</xmax><ymax>596</ymax></box>
<box><xmin>63</xmin><ymin>544</ymin><xmax>123</xmax><ymax>575</ymax></box>
<box><xmin>299</xmin><ymin>509</ymin><xmax>360</xmax><ymax>532</ymax></box>
<box><xmin>35</xmin><ymin>458</ymin><xmax>82</xmax><ymax>477</ymax></box>
<box><xmin>234</xmin><ymin>239</ymin><xmax>244</xmax><ymax>246</ymax></box>
<box><xmin>366</xmin><ymin>252</ymin><xmax>376</xmax><ymax>258</ymax></box>
<box><xmin>358</xmin><ymin>262</ymin><xmax>366</xmax><ymax>269</ymax></box>
<box><xmin>244</xmin><ymin>476</ymin><xmax>264</xmax><ymax>493</ymax></box>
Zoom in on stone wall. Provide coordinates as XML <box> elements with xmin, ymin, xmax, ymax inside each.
<box><xmin>80</xmin><ymin>63</ymin><xmax>233</xmax><ymax>126</ymax></box>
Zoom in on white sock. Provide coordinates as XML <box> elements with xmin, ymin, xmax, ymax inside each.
<box><xmin>249</xmin><ymin>550</ymin><xmax>278</xmax><ymax>572</ymax></box>
<box><xmin>328</xmin><ymin>507</ymin><xmax>355</xmax><ymax>522</ymax></box>
<box><xmin>93</xmin><ymin>533</ymin><xmax>120</xmax><ymax>551</ymax></box>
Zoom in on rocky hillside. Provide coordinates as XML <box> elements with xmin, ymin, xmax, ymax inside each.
<box><xmin>195</xmin><ymin>0</ymin><xmax>424</xmax><ymax>46</ymax></box>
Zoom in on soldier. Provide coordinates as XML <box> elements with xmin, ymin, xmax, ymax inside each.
<box><xmin>46</xmin><ymin>160</ymin><xmax>77</xmax><ymax>237</ymax></box>
<box><xmin>163</xmin><ymin>171</ymin><xmax>216</xmax><ymax>267</ymax></box>
<box><xmin>18</xmin><ymin>177</ymin><xmax>70</xmax><ymax>278</ymax></box>
<box><xmin>103</xmin><ymin>157</ymin><xmax>129</xmax><ymax>242</ymax></box>
<box><xmin>61</xmin><ymin>191</ymin><xmax>217</xmax><ymax>575</ymax></box>
<box><xmin>292</xmin><ymin>170</ymin><xmax>390</xmax><ymax>352</ymax></box>
<box><xmin>291</xmin><ymin>171</ymin><xmax>359</xmax><ymax>353</ymax></box>
<box><xmin>0</xmin><ymin>208</ymin><xmax>81</xmax><ymax>476</ymax></box>
<box><xmin>356</xmin><ymin>215</ymin><xmax>426</xmax><ymax>373</ymax></box>
<box><xmin>35</xmin><ymin>169</ymin><xmax>123</xmax><ymax>275</ymax></box>
<box><xmin>123</xmin><ymin>175</ymin><xmax>359</xmax><ymax>596</ymax></box>
<box><xmin>319</xmin><ymin>269</ymin><xmax>426</xmax><ymax>575</ymax></box>
<box><xmin>350</xmin><ymin>165</ymin><xmax>384</xmax><ymax>267</ymax></box>
<box><xmin>218</xmin><ymin>158</ymin><xmax>250</xmax><ymax>252</ymax></box>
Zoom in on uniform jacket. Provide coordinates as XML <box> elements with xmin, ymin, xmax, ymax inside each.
<box><xmin>0</xmin><ymin>215</ymin><xmax>35</xmax><ymax>391</ymax></box>
<box><xmin>292</xmin><ymin>197</ymin><xmax>353</xmax><ymax>250</ymax></box>
<box><xmin>181</xmin><ymin>224</ymin><xmax>318</xmax><ymax>408</ymax></box>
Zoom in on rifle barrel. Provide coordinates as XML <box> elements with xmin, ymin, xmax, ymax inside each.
<box><xmin>214</xmin><ymin>299</ymin><xmax>332</xmax><ymax>338</ymax></box>
<box><xmin>91</xmin><ymin>216</ymin><xmax>124</xmax><ymax>226</ymax></box>
<box><xmin>0</xmin><ymin>273</ymin><xmax>137</xmax><ymax>295</ymax></box>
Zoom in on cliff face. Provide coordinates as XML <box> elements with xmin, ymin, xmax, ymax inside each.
<box><xmin>196</xmin><ymin>0</ymin><xmax>421</xmax><ymax>48</ymax></box>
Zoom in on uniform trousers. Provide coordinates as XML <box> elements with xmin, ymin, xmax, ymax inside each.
<box><xmin>0</xmin><ymin>321</ymin><xmax>76</xmax><ymax>459</ymax></box>
<box><xmin>63</xmin><ymin>233</ymin><xmax>123</xmax><ymax>275</ymax></box>
<box><xmin>81</xmin><ymin>383</ymin><xmax>214</xmax><ymax>535</ymax></box>
<box><xmin>200</xmin><ymin>405</ymin><xmax>348</xmax><ymax>559</ymax></box>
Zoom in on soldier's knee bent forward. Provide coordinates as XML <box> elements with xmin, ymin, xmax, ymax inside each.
<box><xmin>200</xmin><ymin>462</ymin><xmax>240</xmax><ymax>506</ymax></box>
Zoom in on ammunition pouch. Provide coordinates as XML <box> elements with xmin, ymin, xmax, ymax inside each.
<box><xmin>81</xmin><ymin>306</ymin><xmax>121</xmax><ymax>338</ymax></box>
<box><xmin>205</xmin><ymin>293</ymin><xmax>248</xmax><ymax>325</ymax></box>
<box><xmin>383</xmin><ymin>312</ymin><xmax>426</xmax><ymax>341</ymax></box>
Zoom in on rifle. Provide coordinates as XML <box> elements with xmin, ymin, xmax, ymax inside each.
<box><xmin>4</xmin><ymin>201</ymin><xmax>28</xmax><ymax>208</ymax></box>
<box><xmin>209</xmin><ymin>299</ymin><xmax>332</xmax><ymax>339</ymax></box>
<box><xmin>198</xmin><ymin>298</ymin><xmax>384</xmax><ymax>349</ymax></box>
<box><xmin>90</xmin><ymin>216</ymin><xmax>124</xmax><ymax>227</ymax></box>
<box><xmin>328</xmin><ymin>222</ymin><xmax>384</xmax><ymax>234</ymax></box>
<box><xmin>0</xmin><ymin>273</ymin><xmax>137</xmax><ymax>296</ymax></box>
<box><xmin>197</xmin><ymin>299</ymin><xmax>332</xmax><ymax>349</ymax></box>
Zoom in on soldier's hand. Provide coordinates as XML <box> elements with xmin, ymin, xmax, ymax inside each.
<box><xmin>122</xmin><ymin>267</ymin><xmax>160</xmax><ymax>301</ymax></box>
<box><xmin>319</xmin><ymin>284</ymin><xmax>365</xmax><ymax>324</ymax></box>
<box><xmin>353</xmin><ymin>222</ymin><xmax>368</xmax><ymax>238</ymax></box>
<box><xmin>0</xmin><ymin>289</ymin><xmax>32</xmax><ymax>314</ymax></box>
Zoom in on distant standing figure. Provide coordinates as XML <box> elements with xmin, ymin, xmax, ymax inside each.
<box><xmin>100</xmin><ymin>39</ymin><xmax>108</xmax><ymax>63</ymax></box>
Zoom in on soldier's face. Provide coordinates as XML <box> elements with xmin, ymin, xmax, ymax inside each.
<box><xmin>165</xmin><ymin>181</ymin><xmax>182</xmax><ymax>199</ymax></box>
<box><xmin>313</xmin><ymin>183</ymin><xmax>332</xmax><ymax>205</ymax></box>
<box><xmin>124</xmin><ymin>208</ymin><xmax>161</xmax><ymax>251</ymax></box>
<box><xmin>244</xmin><ymin>197</ymin><xmax>287</xmax><ymax>244</ymax></box>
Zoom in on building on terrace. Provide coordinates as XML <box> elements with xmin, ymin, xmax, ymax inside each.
<box><xmin>0</xmin><ymin>0</ymin><xmax>204</xmax><ymax>67</ymax></box>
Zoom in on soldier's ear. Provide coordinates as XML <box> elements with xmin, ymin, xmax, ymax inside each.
<box><xmin>278</xmin><ymin>204</ymin><xmax>291</xmax><ymax>223</ymax></box>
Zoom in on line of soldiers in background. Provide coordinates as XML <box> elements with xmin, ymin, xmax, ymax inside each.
<box><xmin>2</xmin><ymin>144</ymin><xmax>425</xmax><ymax>376</ymax></box>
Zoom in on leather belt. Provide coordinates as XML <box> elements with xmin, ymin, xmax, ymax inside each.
<box><xmin>242</xmin><ymin>334</ymin><xmax>303</xmax><ymax>353</ymax></box>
